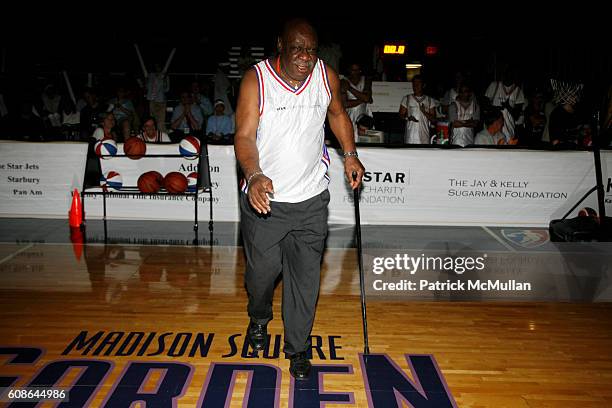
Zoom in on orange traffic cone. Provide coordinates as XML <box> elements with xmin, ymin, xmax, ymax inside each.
<box><xmin>69</xmin><ymin>189</ymin><xmax>82</xmax><ymax>228</ymax></box>
<box><xmin>70</xmin><ymin>225</ymin><xmax>84</xmax><ymax>261</ymax></box>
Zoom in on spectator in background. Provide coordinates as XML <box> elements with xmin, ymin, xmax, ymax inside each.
<box><xmin>14</xmin><ymin>98</ymin><xmax>45</xmax><ymax>140</ymax></box>
<box><xmin>485</xmin><ymin>67</ymin><xmax>525</xmax><ymax>142</ymax></box>
<box><xmin>60</xmin><ymin>98</ymin><xmax>80</xmax><ymax>140</ymax></box>
<box><xmin>40</xmin><ymin>84</ymin><xmax>62</xmax><ymax>131</ymax></box>
<box><xmin>441</xmin><ymin>71</ymin><xmax>465</xmax><ymax>116</ymax></box>
<box><xmin>356</xmin><ymin>114</ymin><xmax>375</xmax><ymax>138</ymax></box>
<box><xmin>448</xmin><ymin>83</ymin><xmax>480</xmax><ymax>146</ymax></box>
<box><xmin>399</xmin><ymin>75</ymin><xmax>438</xmax><ymax>144</ymax></box>
<box><xmin>206</xmin><ymin>99</ymin><xmax>234</xmax><ymax>142</ymax></box>
<box><xmin>191</xmin><ymin>80</ymin><xmax>214</xmax><ymax>121</ymax></box>
<box><xmin>341</xmin><ymin>63</ymin><xmax>373</xmax><ymax>141</ymax></box>
<box><xmin>79</xmin><ymin>88</ymin><xmax>108</xmax><ymax>140</ymax></box>
<box><xmin>214</xmin><ymin>62</ymin><xmax>234</xmax><ymax>115</ymax></box>
<box><xmin>92</xmin><ymin>112</ymin><xmax>118</xmax><ymax>141</ymax></box>
<box><xmin>171</xmin><ymin>91</ymin><xmax>203</xmax><ymax>136</ymax></box>
<box><xmin>523</xmin><ymin>90</ymin><xmax>547</xmax><ymax>147</ymax></box>
<box><xmin>474</xmin><ymin>107</ymin><xmax>505</xmax><ymax>145</ymax></box>
<box><xmin>109</xmin><ymin>86</ymin><xmax>136</xmax><ymax>141</ymax></box>
<box><xmin>137</xmin><ymin>116</ymin><xmax>171</xmax><ymax>143</ymax></box>
<box><xmin>549</xmin><ymin>80</ymin><xmax>584</xmax><ymax>148</ymax></box>
<box><xmin>146</xmin><ymin>64</ymin><xmax>170</xmax><ymax>132</ymax></box>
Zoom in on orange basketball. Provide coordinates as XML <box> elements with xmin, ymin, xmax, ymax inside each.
<box><xmin>124</xmin><ymin>137</ymin><xmax>146</xmax><ymax>159</ymax></box>
<box><xmin>163</xmin><ymin>172</ymin><xmax>188</xmax><ymax>193</ymax></box>
<box><xmin>137</xmin><ymin>171</ymin><xmax>163</xmax><ymax>193</ymax></box>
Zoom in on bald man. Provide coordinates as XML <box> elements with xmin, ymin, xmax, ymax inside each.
<box><xmin>234</xmin><ymin>19</ymin><xmax>364</xmax><ymax>380</ymax></box>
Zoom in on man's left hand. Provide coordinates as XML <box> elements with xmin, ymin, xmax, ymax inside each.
<box><xmin>344</xmin><ymin>157</ymin><xmax>365</xmax><ymax>190</ymax></box>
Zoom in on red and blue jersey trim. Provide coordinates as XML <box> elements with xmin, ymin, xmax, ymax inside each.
<box><xmin>320</xmin><ymin>143</ymin><xmax>331</xmax><ymax>169</ymax></box>
<box><xmin>253</xmin><ymin>64</ymin><xmax>265</xmax><ymax>116</ymax></box>
<box><xmin>264</xmin><ymin>59</ymin><xmax>314</xmax><ymax>95</ymax></box>
<box><xmin>240</xmin><ymin>178</ymin><xmax>248</xmax><ymax>194</ymax></box>
<box><xmin>321</xmin><ymin>143</ymin><xmax>331</xmax><ymax>182</ymax></box>
<box><xmin>320</xmin><ymin>60</ymin><xmax>331</xmax><ymax>99</ymax></box>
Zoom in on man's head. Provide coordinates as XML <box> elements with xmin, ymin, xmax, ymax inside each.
<box><xmin>180</xmin><ymin>92</ymin><xmax>193</xmax><ymax>106</ymax></box>
<box><xmin>142</xmin><ymin>116</ymin><xmax>157</xmax><ymax>136</ymax></box>
<box><xmin>483</xmin><ymin>107</ymin><xmax>504</xmax><ymax>133</ymax></box>
<box><xmin>214</xmin><ymin>99</ymin><xmax>225</xmax><ymax>115</ymax></box>
<box><xmin>502</xmin><ymin>67</ymin><xmax>516</xmax><ymax>86</ymax></box>
<box><xmin>356</xmin><ymin>114</ymin><xmax>374</xmax><ymax>137</ymax></box>
<box><xmin>101</xmin><ymin>112</ymin><xmax>116</xmax><ymax>129</ymax></box>
<box><xmin>454</xmin><ymin>71</ymin><xmax>465</xmax><ymax>89</ymax></box>
<box><xmin>277</xmin><ymin>19</ymin><xmax>318</xmax><ymax>82</ymax></box>
<box><xmin>191</xmin><ymin>81</ymin><xmax>201</xmax><ymax>94</ymax></box>
<box><xmin>412</xmin><ymin>75</ymin><xmax>424</xmax><ymax>96</ymax></box>
<box><xmin>348</xmin><ymin>63</ymin><xmax>362</xmax><ymax>81</ymax></box>
<box><xmin>84</xmin><ymin>88</ymin><xmax>97</xmax><ymax>106</ymax></box>
<box><xmin>44</xmin><ymin>84</ymin><xmax>56</xmax><ymax>97</ymax></box>
<box><xmin>457</xmin><ymin>84</ymin><xmax>473</xmax><ymax>102</ymax></box>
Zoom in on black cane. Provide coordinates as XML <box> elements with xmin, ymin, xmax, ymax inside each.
<box><xmin>352</xmin><ymin>171</ymin><xmax>370</xmax><ymax>354</ymax></box>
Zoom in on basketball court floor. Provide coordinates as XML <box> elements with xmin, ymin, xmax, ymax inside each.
<box><xmin>1</xmin><ymin>219</ymin><xmax>611</xmax><ymax>407</ymax></box>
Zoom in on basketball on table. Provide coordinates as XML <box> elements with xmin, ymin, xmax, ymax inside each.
<box><xmin>123</xmin><ymin>137</ymin><xmax>147</xmax><ymax>159</ymax></box>
<box><xmin>163</xmin><ymin>172</ymin><xmax>188</xmax><ymax>193</ymax></box>
<box><xmin>100</xmin><ymin>171</ymin><xmax>122</xmax><ymax>191</ymax></box>
<box><xmin>137</xmin><ymin>171</ymin><xmax>164</xmax><ymax>193</ymax></box>
<box><xmin>187</xmin><ymin>172</ymin><xmax>198</xmax><ymax>192</ymax></box>
<box><xmin>179</xmin><ymin>136</ymin><xmax>200</xmax><ymax>160</ymax></box>
<box><xmin>95</xmin><ymin>138</ymin><xmax>118</xmax><ymax>159</ymax></box>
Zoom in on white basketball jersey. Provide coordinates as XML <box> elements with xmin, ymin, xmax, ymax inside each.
<box><xmin>240</xmin><ymin>58</ymin><xmax>332</xmax><ymax>203</ymax></box>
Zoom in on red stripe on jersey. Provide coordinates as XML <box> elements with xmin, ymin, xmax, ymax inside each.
<box><xmin>320</xmin><ymin>61</ymin><xmax>331</xmax><ymax>98</ymax></box>
<box><xmin>254</xmin><ymin>64</ymin><xmax>265</xmax><ymax>116</ymax></box>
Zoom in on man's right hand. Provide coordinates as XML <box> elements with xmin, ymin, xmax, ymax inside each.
<box><xmin>248</xmin><ymin>174</ymin><xmax>274</xmax><ymax>214</ymax></box>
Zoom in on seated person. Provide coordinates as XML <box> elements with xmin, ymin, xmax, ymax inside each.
<box><xmin>549</xmin><ymin>89</ymin><xmax>584</xmax><ymax>148</ymax></box>
<box><xmin>136</xmin><ymin>116</ymin><xmax>171</xmax><ymax>143</ymax></box>
<box><xmin>92</xmin><ymin>112</ymin><xmax>118</xmax><ymax>141</ymax></box>
<box><xmin>171</xmin><ymin>91</ymin><xmax>204</xmax><ymax>135</ymax></box>
<box><xmin>206</xmin><ymin>99</ymin><xmax>234</xmax><ymax>141</ymax></box>
<box><xmin>474</xmin><ymin>108</ymin><xmax>506</xmax><ymax>145</ymax></box>
<box><xmin>355</xmin><ymin>114</ymin><xmax>375</xmax><ymax>138</ymax></box>
<box><xmin>109</xmin><ymin>86</ymin><xmax>136</xmax><ymax>140</ymax></box>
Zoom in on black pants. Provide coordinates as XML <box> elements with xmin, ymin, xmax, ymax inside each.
<box><xmin>240</xmin><ymin>189</ymin><xmax>329</xmax><ymax>355</ymax></box>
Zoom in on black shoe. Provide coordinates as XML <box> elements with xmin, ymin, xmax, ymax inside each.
<box><xmin>246</xmin><ymin>321</ymin><xmax>268</xmax><ymax>351</ymax></box>
<box><xmin>289</xmin><ymin>352</ymin><xmax>311</xmax><ymax>380</ymax></box>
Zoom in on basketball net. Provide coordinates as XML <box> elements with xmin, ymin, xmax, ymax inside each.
<box><xmin>550</xmin><ymin>79</ymin><xmax>583</xmax><ymax>106</ymax></box>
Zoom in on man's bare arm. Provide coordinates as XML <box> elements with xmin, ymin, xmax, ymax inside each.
<box><xmin>234</xmin><ymin>68</ymin><xmax>273</xmax><ymax>213</ymax></box>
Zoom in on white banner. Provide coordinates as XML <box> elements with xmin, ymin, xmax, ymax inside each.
<box><xmin>2</xmin><ymin>141</ymin><xmax>610</xmax><ymax>227</ymax></box>
<box><xmin>327</xmin><ymin>148</ymin><xmax>601</xmax><ymax>227</ymax></box>
<box><xmin>0</xmin><ymin>141</ymin><xmax>87</xmax><ymax>218</ymax></box>
<box><xmin>87</xmin><ymin>144</ymin><xmax>239</xmax><ymax>222</ymax></box>
<box><xmin>569</xmin><ymin>150</ymin><xmax>612</xmax><ymax>218</ymax></box>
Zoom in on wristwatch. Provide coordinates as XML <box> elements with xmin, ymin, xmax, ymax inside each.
<box><xmin>343</xmin><ymin>151</ymin><xmax>359</xmax><ymax>158</ymax></box>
